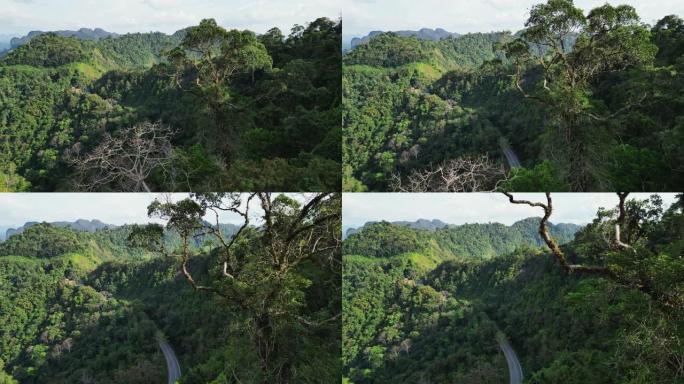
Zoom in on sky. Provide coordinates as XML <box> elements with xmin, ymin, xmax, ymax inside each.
<box><xmin>343</xmin><ymin>0</ymin><xmax>684</xmax><ymax>38</ymax></box>
<box><xmin>343</xmin><ymin>193</ymin><xmax>679</xmax><ymax>228</ymax></box>
<box><xmin>0</xmin><ymin>193</ymin><xmax>306</xmax><ymax>229</ymax></box>
<box><xmin>0</xmin><ymin>0</ymin><xmax>341</xmax><ymax>37</ymax></box>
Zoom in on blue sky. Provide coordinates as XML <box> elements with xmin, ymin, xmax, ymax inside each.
<box><xmin>343</xmin><ymin>193</ymin><xmax>679</xmax><ymax>228</ymax></box>
<box><xmin>0</xmin><ymin>0</ymin><xmax>341</xmax><ymax>36</ymax></box>
<box><xmin>344</xmin><ymin>0</ymin><xmax>684</xmax><ymax>38</ymax></box>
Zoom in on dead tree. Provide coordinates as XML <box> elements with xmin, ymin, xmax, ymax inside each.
<box><xmin>391</xmin><ymin>155</ymin><xmax>508</xmax><ymax>192</ymax></box>
<box><xmin>69</xmin><ymin>121</ymin><xmax>174</xmax><ymax>192</ymax></box>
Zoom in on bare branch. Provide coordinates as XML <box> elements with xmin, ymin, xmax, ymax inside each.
<box><xmin>69</xmin><ymin>121</ymin><xmax>175</xmax><ymax>192</ymax></box>
<box><xmin>391</xmin><ymin>155</ymin><xmax>508</xmax><ymax>192</ymax></box>
<box><xmin>502</xmin><ymin>192</ymin><xmax>616</xmax><ymax>278</ymax></box>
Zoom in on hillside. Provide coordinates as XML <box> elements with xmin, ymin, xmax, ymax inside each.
<box><xmin>343</xmin><ymin>218</ymin><xmax>580</xmax><ymax>262</ymax></box>
<box><xmin>5</xmin><ymin>219</ymin><xmax>114</xmax><ymax>239</ymax></box>
<box><xmin>343</xmin><ymin>2</ymin><xmax>684</xmax><ymax>192</ymax></box>
<box><xmin>0</xmin><ymin>17</ymin><xmax>341</xmax><ymax>192</ymax></box>
<box><xmin>350</xmin><ymin>28</ymin><xmax>460</xmax><ymax>49</ymax></box>
<box><xmin>9</xmin><ymin>28</ymin><xmax>119</xmax><ymax>48</ymax></box>
<box><xmin>0</xmin><ymin>193</ymin><xmax>341</xmax><ymax>384</ymax></box>
<box><xmin>343</xmin><ymin>195</ymin><xmax>684</xmax><ymax>383</ymax></box>
<box><xmin>344</xmin><ymin>219</ymin><xmax>449</xmax><ymax>238</ymax></box>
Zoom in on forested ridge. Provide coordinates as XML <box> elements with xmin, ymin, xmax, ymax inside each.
<box><xmin>343</xmin><ymin>194</ymin><xmax>684</xmax><ymax>383</ymax></box>
<box><xmin>343</xmin><ymin>0</ymin><xmax>684</xmax><ymax>192</ymax></box>
<box><xmin>0</xmin><ymin>193</ymin><xmax>341</xmax><ymax>384</ymax></box>
<box><xmin>0</xmin><ymin>17</ymin><xmax>341</xmax><ymax>192</ymax></box>
<box><xmin>343</xmin><ymin>218</ymin><xmax>579</xmax><ymax>262</ymax></box>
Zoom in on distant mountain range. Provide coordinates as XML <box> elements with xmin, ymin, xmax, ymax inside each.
<box><xmin>0</xmin><ymin>226</ymin><xmax>11</xmax><ymax>241</ymax></box>
<box><xmin>343</xmin><ymin>218</ymin><xmax>583</xmax><ymax>261</ymax></box>
<box><xmin>344</xmin><ymin>218</ymin><xmax>581</xmax><ymax>241</ymax></box>
<box><xmin>349</xmin><ymin>28</ymin><xmax>460</xmax><ymax>49</ymax></box>
<box><xmin>5</xmin><ymin>219</ymin><xmax>114</xmax><ymax>240</ymax></box>
<box><xmin>9</xmin><ymin>28</ymin><xmax>119</xmax><ymax>49</ymax></box>
<box><xmin>0</xmin><ymin>34</ymin><xmax>14</xmax><ymax>51</ymax></box>
<box><xmin>2</xmin><ymin>219</ymin><xmax>245</xmax><ymax>244</ymax></box>
<box><xmin>344</xmin><ymin>219</ymin><xmax>449</xmax><ymax>239</ymax></box>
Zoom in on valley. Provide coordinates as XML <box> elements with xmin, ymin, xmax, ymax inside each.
<box><xmin>0</xmin><ymin>193</ymin><xmax>342</xmax><ymax>384</ymax></box>
<box><xmin>0</xmin><ymin>18</ymin><xmax>341</xmax><ymax>192</ymax></box>
<box><xmin>343</xmin><ymin>1</ymin><xmax>684</xmax><ymax>192</ymax></box>
<box><xmin>342</xmin><ymin>194</ymin><xmax>684</xmax><ymax>383</ymax></box>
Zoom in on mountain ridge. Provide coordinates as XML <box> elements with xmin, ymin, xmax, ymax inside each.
<box><xmin>344</xmin><ymin>218</ymin><xmax>449</xmax><ymax>238</ymax></box>
<box><xmin>350</xmin><ymin>27</ymin><xmax>460</xmax><ymax>49</ymax></box>
<box><xmin>343</xmin><ymin>218</ymin><xmax>582</xmax><ymax>261</ymax></box>
<box><xmin>5</xmin><ymin>219</ymin><xmax>115</xmax><ymax>240</ymax></box>
<box><xmin>345</xmin><ymin>217</ymin><xmax>581</xmax><ymax>240</ymax></box>
<box><xmin>10</xmin><ymin>28</ymin><xmax>120</xmax><ymax>48</ymax></box>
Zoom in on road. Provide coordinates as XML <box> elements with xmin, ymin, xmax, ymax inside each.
<box><xmin>158</xmin><ymin>338</ymin><xmax>181</xmax><ymax>384</ymax></box>
<box><xmin>499</xmin><ymin>137</ymin><xmax>521</xmax><ymax>168</ymax></box>
<box><xmin>502</xmin><ymin>146</ymin><xmax>521</xmax><ymax>168</ymax></box>
<box><xmin>499</xmin><ymin>338</ymin><xmax>523</xmax><ymax>384</ymax></box>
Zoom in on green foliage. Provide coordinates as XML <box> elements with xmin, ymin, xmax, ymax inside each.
<box><xmin>505</xmin><ymin>161</ymin><xmax>570</xmax><ymax>191</ymax></box>
<box><xmin>343</xmin><ymin>197</ymin><xmax>684</xmax><ymax>383</ymax></box>
<box><xmin>3</xmin><ymin>34</ymin><xmax>88</xmax><ymax>67</ymax></box>
<box><xmin>343</xmin><ymin>32</ymin><xmax>513</xmax><ymax>190</ymax></box>
<box><xmin>0</xmin><ymin>164</ymin><xmax>31</xmax><ymax>191</ymax></box>
<box><xmin>0</xmin><ymin>224</ymin><xmax>85</xmax><ymax>258</ymax></box>
<box><xmin>0</xmin><ymin>195</ymin><xmax>340</xmax><ymax>383</ymax></box>
<box><xmin>344</xmin><ymin>34</ymin><xmax>427</xmax><ymax>67</ymax></box>
<box><xmin>342</xmin><ymin>196</ymin><xmax>684</xmax><ymax>384</ymax></box>
<box><xmin>343</xmin><ymin>2</ymin><xmax>684</xmax><ymax>191</ymax></box>
<box><xmin>0</xmin><ymin>18</ymin><xmax>341</xmax><ymax>191</ymax></box>
<box><xmin>344</xmin><ymin>219</ymin><xmax>579</xmax><ymax>260</ymax></box>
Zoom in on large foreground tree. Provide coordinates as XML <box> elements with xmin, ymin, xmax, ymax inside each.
<box><xmin>502</xmin><ymin>0</ymin><xmax>657</xmax><ymax>190</ymax></box>
<box><xmin>130</xmin><ymin>193</ymin><xmax>341</xmax><ymax>383</ymax></box>
<box><xmin>167</xmin><ymin>19</ymin><xmax>272</xmax><ymax>160</ymax></box>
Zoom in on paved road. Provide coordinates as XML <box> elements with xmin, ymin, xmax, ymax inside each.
<box><xmin>501</xmin><ymin>144</ymin><xmax>522</xmax><ymax>168</ymax></box>
<box><xmin>503</xmin><ymin>147</ymin><xmax>522</xmax><ymax>168</ymax></box>
<box><xmin>499</xmin><ymin>338</ymin><xmax>523</xmax><ymax>384</ymax></box>
<box><xmin>158</xmin><ymin>338</ymin><xmax>181</xmax><ymax>384</ymax></box>
<box><xmin>499</xmin><ymin>137</ymin><xmax>521</xmax><ymax>168</ymax></box>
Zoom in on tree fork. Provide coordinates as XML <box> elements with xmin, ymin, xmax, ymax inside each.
<box><xmin>502</xmin><ymin>192</ymin><xmax>616</xmax><ymax>278</ymax></box>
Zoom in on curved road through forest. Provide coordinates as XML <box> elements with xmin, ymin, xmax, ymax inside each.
<box><xmin>158</xmin><ymin>338</ymin><xmax>181</xmax><ymax>384</ymax></box>
<box><xmin>499</xmin><ymin>338</ymin><xmax>523</xmax><ymax>384</ymax></box>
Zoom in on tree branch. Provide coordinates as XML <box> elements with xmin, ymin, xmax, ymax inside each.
<box><xmin>502</xmin><ymin>192</ymin><xmax>616</xmax><ymax>278</ymax></box>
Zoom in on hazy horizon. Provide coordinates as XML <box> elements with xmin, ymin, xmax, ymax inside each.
<box><xmin>344</xmin><ymin>0</ymin><xmax>684</xmax><ymax>40</ymax></box>
<box><xmin>343</xmin><ymin>193</ymin><xmax>679</xmax><ymax>228</ymax></box>
<box><xmin>0</xmin><ymin>0</ymin><xmax>340</xmax><ymax>38</ymax></box>
<box><xmin>0</xmin><ymin>193</ymin><xmax>283</xmax><ymax>228</ymax></box>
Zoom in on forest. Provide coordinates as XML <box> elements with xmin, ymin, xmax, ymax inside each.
<box><xmin>0</xmin><ymin>193</ymin><xmax>341</xmax><ymax>384</ymax></box>
<box><xmin>0</xmin><ymin>17</ymin><xmax>341</xmax><ymax>192</ymax></box>
<box><xmin>343</xmin><ymin>0</ymin><xmax>684</xmax><ymax>192</ymax></box>
<box><xmin>343</xmin><ymin>194</ymin><xmax>684</xmax><ymax>383</ymax></box>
